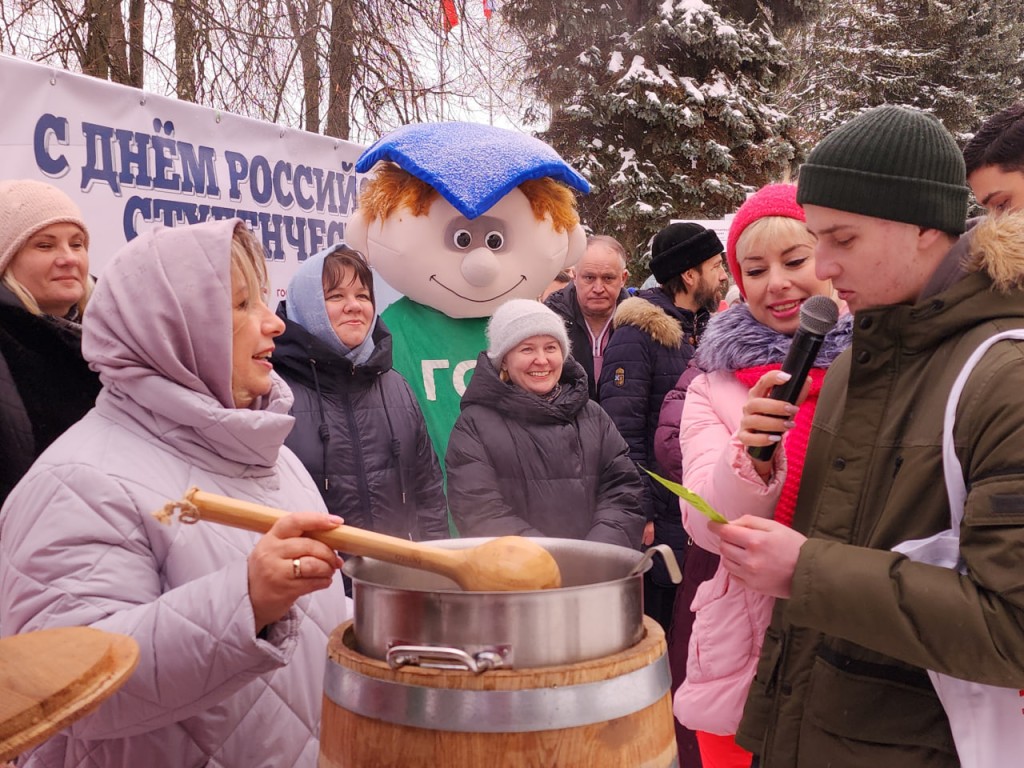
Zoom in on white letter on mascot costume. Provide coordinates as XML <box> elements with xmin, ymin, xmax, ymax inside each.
<box><xmin>345</xmin><ymin>122</ymin><xmax>589</xmax><ymax>471</ymax></box>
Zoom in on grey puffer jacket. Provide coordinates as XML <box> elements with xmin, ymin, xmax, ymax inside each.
<box><xmin>0</xmin><ymin>220</ymin><xmax>350</xmax><ymax>768</ymax></box>
<box><xmin>273</xmin><ymin>303</ymin><xmax>448</xmax><ymax>540</ymax></box>
<box><xmin>445</xmin><ymin>352</ymin><xmax>645</xmax><ymax>548</ymax></box>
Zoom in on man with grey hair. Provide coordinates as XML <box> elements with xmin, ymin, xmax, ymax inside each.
<box><xmin>545</xmin><ymin>234</ymin><xmax>630</xmax><ymax>401</ymax></box>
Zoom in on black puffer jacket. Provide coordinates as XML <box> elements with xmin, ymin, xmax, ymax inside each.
<box><xmin>597</xmin><ymin>288</ymin><xmax>708</xmax><ymax>563</ymax></box>
<box><xmin>0</xmin><ymin>284</ymin><xmax>100</xmax><ymax>505</ymax></box>
<box><xmin>273</xmin><ymin>303</ymin><xmax>448</xmax><ymax>540</ymax></box>
<box><xmin>598</xmin><ymin>287</ymin><xmax>706</xmax><ymax>471</ymax></box>
<box><xmin>445</xmin><ymin>352</ymin><xmax>645</xmax><ymax>548</ymax></box>
<box><xmin>544</xmin><ymin>282</ymin><xmax>630</xmax><ymax>401</ymax></box>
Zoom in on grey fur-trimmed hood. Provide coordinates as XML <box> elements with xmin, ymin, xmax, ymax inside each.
<box><xmin>694</xmin><ymin>302</ymin><xmax>853</xmax><ymax>373</ymax></box>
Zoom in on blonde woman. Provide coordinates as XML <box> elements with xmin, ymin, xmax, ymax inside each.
<box><xmin>673</xmin><ymin>185</ymin><xmax>851</xmax><ymax>767</ymax></box>
<box><xmin>0</xmin><ymin>180</ymin><xmax>101</xmax><ymax>504</ymax></box>
<box><xmin>0</xmin><ymin>220</ymin><xmax>349</xmax><ymax>766</ymax></box>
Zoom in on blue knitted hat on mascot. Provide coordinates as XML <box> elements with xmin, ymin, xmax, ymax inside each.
<box><xmin>355</xmin><ymin>122</ymin><xmax>591</xmax><ymax>219</ymax></box>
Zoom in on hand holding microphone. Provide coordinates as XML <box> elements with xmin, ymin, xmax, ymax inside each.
<box><xmin>747</xmin><ymin>296</ymin><xmax>839</xmax><ymax>462</ymax></box>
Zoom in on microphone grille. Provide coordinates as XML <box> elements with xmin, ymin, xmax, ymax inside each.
<box><xmin>800</xmin><ymin>295</ymin><xmax>839</xmax><ymax>336</ymax></box>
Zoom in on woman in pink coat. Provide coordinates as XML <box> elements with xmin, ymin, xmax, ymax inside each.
<box><xmin>673</xmin><ymin>185</ymin><xmax>852</xmax><ymax>767</ymax></box>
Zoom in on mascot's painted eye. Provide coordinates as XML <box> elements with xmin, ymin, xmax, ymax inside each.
<box><xmin>454</xmin><ymin>230</ymin><xmax>472</xmax><ymax>249</ymax></box>
<box><xmin>485</xmin><ymin>231</ymin><xmax>504</xmax><ymax>250</ymax></box>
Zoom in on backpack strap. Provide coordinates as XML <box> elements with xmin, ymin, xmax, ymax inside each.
<box><xmin>943</xmin><ymin>330</ymin><xmax>1024</xmax><ymax>528</ymax></box>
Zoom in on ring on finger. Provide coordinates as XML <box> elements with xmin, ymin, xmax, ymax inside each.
<box><xmin>292</xmin><ymin>557</ymin><xmax>302</xmax><ymax>579</ymax></box>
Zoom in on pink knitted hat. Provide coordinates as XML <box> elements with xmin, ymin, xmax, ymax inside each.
<box><xmin>726</xmin><ymin>184</ymin><xmax>805</xmax><ymax>298</ymax></box>
<box><xmin>0</xmin><ymin>180</ymin><xmax>89</xmax><ymax>276</ymax></box>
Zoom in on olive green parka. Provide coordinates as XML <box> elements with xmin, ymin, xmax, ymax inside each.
<box><xmin>738</xmin><ymin>213</ymin><xmax>1024</xmax><ymax>767</ymax></box>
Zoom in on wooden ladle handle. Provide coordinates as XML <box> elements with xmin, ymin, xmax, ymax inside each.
<box><xmin>180</xmin><ymin>489</ymin><xmax>463</xmax><ymax>578</ymax></box>
<box><xmin>161</xmin><ymin>488</ymin><xmax>562</xmax><ymax>592</ymax></box>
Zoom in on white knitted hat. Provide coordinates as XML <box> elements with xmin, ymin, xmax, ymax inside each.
<box><xmin>0</xmin><ymin>180</ymin><xmax>89</xmax><ymax>276</ymax></box>
<box><xmin>486</xmin><ymin>299</ymin><xmax>571</xmax><ymax>364</ymax></box>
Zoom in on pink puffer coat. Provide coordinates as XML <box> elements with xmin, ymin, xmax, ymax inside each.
<box><xmin>673</xmin><ymin>370</ymin><xmax>786</xmax><ymax>735</ymax></box>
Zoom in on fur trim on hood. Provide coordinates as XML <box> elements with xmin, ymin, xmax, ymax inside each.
<box><xmin>694</xmin><ymin>302</ymin><xmax>853</xmax><ymax>373</ymax></box>
<box><xmin>967</xmin><ymin>211</ymin><xmax>1024</xmax><ymax>294</ymax></box>
<box><xmin>612</xmin><ymin>294</ymin><xmax>685</xmax><ymax>348</ymax></box>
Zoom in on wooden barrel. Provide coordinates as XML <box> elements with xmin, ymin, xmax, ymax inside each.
<box><xmin>319</xmin><ymin>616</ymin><xmax>677</xmax><ymax>767</ymax></box>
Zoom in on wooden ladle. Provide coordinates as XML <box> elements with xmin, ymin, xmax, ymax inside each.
<box><xmin>156</xmin><ymin>488</ymin><xmax>562</xmax><ymax>591</ymax></box>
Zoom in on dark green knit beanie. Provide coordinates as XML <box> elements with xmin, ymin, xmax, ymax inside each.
<box><xmin>797</xmin><ymin>105</ymin><xmax>968</xmax><ymax>234</ymax></box>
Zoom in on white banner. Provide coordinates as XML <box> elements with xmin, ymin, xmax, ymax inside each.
<box><xmin>0</xmin><ymin>54</ymin><xmax>366</xmax><ymax>302</ymax></box>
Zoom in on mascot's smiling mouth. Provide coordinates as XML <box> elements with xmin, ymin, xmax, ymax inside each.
<box><xmin>429</xmin><ymin>275</ymin><xmax>527</xmax><ymax>303</ymax></box>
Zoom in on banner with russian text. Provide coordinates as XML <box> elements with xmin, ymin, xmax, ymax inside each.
<box><xmin>0</xmin><ymin>54</ymin><xmax>366</xmax><ymax>302</ymax></box>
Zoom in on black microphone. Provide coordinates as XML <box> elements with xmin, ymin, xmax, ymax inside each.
<box><xmin>747</xmin><ymin>295</ymin><xmax>839</xmax><ymax>462</ymax></box>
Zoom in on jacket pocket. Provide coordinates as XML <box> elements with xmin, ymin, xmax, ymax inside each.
<box><xmin>688</xmin><ymin>569</ymin><xmax>770</xmax><ymax>682</ymax></box>
<box><xmin>798</xmin><ymin>648</ymin><xmax>957</xmax><ymax>764</ymax></box>
<box><xmin>965</xmin><ymin>473</ymin><xmax>1024</xmax><ymax>526</ymax></box>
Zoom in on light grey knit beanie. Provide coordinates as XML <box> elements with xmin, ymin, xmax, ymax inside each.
<box><xmin>0</xmin><ymin>180</ymin><xmax>89</xmax><ymax>275</ymax></box>
<box><xmin>486</xmin><ymin>299</ymin><xmax>571</xmax><ymax>364</ymax></box>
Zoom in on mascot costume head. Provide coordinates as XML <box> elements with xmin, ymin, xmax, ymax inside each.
<box><xmin>345</xmin><ymin>122</ymin><xmax>590</xmax><ymax>478</ymax></box>
<box><xmin>346</xmin><ymin>122</ymin><xmax>589</xmax><ymax>317</ymax></box>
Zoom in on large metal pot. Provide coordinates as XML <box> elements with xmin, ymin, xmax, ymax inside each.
<box><xmin>342</xmin><ymin>538</ymin><xmax>679</xmax><ymax>670</ymax></box>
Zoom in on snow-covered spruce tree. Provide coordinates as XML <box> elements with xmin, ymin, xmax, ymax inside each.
<box><xmin>507</xmin><ymin>0</ymin><xmax>796</xmax><ymax>267</ymax></box>
<box><xmin>728</xmin><ymin>0</ymin><xmax>825</xmax><ymax>31</ymax></box>
<box><xmin>779</xmin><ymin>0</ymin><xmax>1024</xmax><ymax>142</ymax></box>
<box><xmin>501</xmin><ymin>0</ymin><xmax>627</xmax><ymax>127</ymax></box>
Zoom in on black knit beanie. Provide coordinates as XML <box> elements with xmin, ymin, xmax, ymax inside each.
<box><xmin>650</xmin><ymin>222</ymin><xmax>724</xmax><ymax>284</ymax></box>
<box><xmin>797</xmin><ymin>105</ymin><xmax>969</xmax><ymax>234</ymax></box>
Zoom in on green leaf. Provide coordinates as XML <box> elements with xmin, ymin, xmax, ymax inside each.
<box><xmin>642</xmin><ymin>467</ymin><xmax>728</xmax><ymax>524</ymax></box>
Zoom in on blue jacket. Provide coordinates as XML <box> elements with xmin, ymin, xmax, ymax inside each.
<box><xmin>598</xmin><ymin>288</ymin><xmax>708</xmax><ymax>559</ymax></box>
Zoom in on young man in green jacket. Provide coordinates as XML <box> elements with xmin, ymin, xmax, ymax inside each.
<box><xmin>711</xmin><ymin>105</ymin><xmax>1024</xmax><ymax>767</ymax></box>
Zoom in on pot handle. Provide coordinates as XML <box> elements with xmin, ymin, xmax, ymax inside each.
<box><xmin>629</xmin><ymin>543</ymin><xmax>683</xmax><ymax>583</ymax></box>
<box><xmin>386</xmin><ymin>645</ymin><xmax>506</xmax><ymax>674</ymax></box>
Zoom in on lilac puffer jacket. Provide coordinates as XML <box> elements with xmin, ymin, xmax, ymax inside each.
<box><xmin>0</xmin><ymin>220</ymin><xmax>350</xmax><ymax>767</ymax></box>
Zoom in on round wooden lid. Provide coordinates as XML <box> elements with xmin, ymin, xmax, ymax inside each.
<box><xmin>0</xmin><ymin>626</ymin><xmax>139</xmax><ymax>762</ymax></box>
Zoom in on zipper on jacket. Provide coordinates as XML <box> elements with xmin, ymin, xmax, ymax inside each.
<box><xmin>857</xmin><ymin>451</ymin><xmax>906</xmax><ymax>546</ymax></box>
<box><xmin>760</xmin><ymin>629</ymin><xmax>792</xmax><ymax>763</ymax></box>
<box><xmin>379</xmin><ymin>375</ymin><xmax>408</xmax><ymax>506</ymax></box>
<box><xmin>309</xmin><ymin>358</ymin><xmax>330</xmax><ymax>492</ymax></box>
<box><xmin>340</xmin><ymin>385</ymin><xmax>373</xmax><ymax>521</ymax></box>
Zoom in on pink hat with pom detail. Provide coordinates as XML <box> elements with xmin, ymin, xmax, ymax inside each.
<box><xmin>726</xmin><ymin>184</ymin><xmax>805</xmax><ymax>299</ymax></box>
<box><xmin>0</xmin><ymin>180</ymin><xmax>89</xmax><ymax>276</ymax></box>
